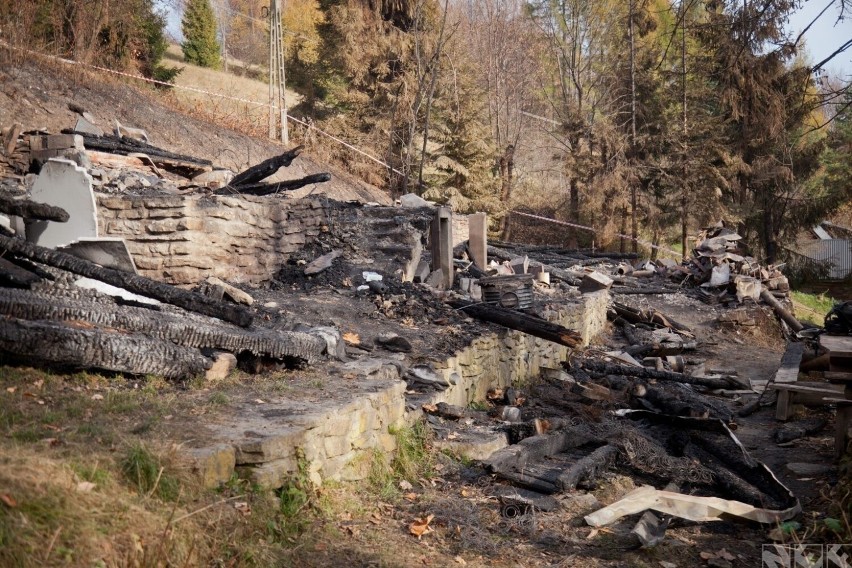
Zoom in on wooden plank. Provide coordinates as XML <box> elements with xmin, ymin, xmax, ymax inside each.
<box><xmin>820</xmin><ymin>335</ymin><xmax>852</xmax><ymax>358</ymax></box>
<box><xmin>775</xmin><ymin>342</ymin><xmax>805</xmax><ymax>384</ymax></box>
<box><xmin>824</xmin><ymin>371</ymin><xmax>852</xmax><ymax>383</ymax></box>
<box><xmin>776</xmin><ymin>390</ymin><xmax>792</xmax><ymax>421</ymax></box>
<box><xmin>768</xmin><ymin>383</ymin><xmax>845</xmax><ymax>395</ymax></box>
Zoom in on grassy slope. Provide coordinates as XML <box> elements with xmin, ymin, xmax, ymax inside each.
<box><xmin>162</xmin><ymin>44</ymin><xmax>301</xmax><ymax>138</ymax></box>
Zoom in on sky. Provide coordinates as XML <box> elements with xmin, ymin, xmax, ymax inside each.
<box><xmin>158</xmin><ymin>0</ymin><xmax>852</xmax><ymax>78</ymax></box>
<box><xmin>787</xmin><ymin>0</ymin><xmax>852</xmax><ymax>78</ymax></box>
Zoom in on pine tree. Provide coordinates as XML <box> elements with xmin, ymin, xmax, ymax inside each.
<box><xmin>181</xmin><ymin>0</ymin><xmax>221</xmax><ymax>69</ymax></box>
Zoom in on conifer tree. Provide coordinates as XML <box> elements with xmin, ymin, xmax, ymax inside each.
<box><xmin>181</xmin><ymin>0</ymin><xmax>221</xmax><ymax>69</ymax></box>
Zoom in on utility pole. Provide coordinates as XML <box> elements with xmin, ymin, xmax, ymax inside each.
<box><xmin>267</xmin><ymin>0</ymin><xmax>289</xmax><ymax>144</ymax></box>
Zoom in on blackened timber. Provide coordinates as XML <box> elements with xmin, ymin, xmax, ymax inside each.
<box><xmin>0</xmin><ymin>234</ymin><xmax>252</xmax><ymax>327</ymax></box>
<box><xmin>0</xmin><ymin>317</ymin><xmax>210</xmax><ymax>379</ymax></box>
<box><xmin>220</xmin><ymin>172</ymin><xmax>330</xmax><ymax>196</ymax></box>
<box><xmin>66</xmin><ymin>130</ymin><xmax>212</xmax><ymax>166</ymax></box>
<box><xmin>0</xmin><ymin>257</ymin><xmax>40</xmax><ymax>288</ymax></box>
<box><xmin>0</xmin><ymin>193</ymin><xmax>69</xmax><ymax>222</ymax></box>
<box><xmin>0</xmin><ymin>288</ymin><xmax>324</xmax><ymax>362</ymax></box>
<box><xmin>230</xmin><ymin>146</ymin><xmax>304</xmax><ymax>187</ymax></box>
<box><xmin>577</xmin><ymin>359</ymin><xmax>736</xmax><ymax>389</ymax></box>
<box><xmin>452</xmin><ymin>301</ymin><xmax>582</xmax><ymax>348</ymax></box>
<box><xmin>556</xmin><ymin>444</ymin><xmax>618</xmax><ymax>491</ymax></box>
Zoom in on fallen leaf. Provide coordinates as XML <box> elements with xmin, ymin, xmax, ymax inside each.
<box><xmin>44</xmin><ymin>424</ymin><xmax>61</xmax><ymax>432</ymax></box>
<box><xmin>422</xmin><ymin>403</ymin><xmax>438</xmax><ymax>413</ymax></box>
<box><xmin>76</xmin><ymin>481</ymin><xmax>96</xmax><ymax>493</ymax></box>
<box><xmin>399</xmin><ymin>480</ymin><xmax>413</xmax><ymax>491</ymax></box>
<box><xmin>234</xmin><ymin>501</ymin><xmax>251</xmax><ymax>516</ymax></box>
<box><xmin>33</xmin><ymin>379</ymin><xmax>44</xmax><ymax>389</ymax></box>
<box><xmin>718</xmin><ymin>549</ymin><xmax>735</xmax><ymax>561</ymax></box>
<box><xmin>254</xmin><ymin>399</ymin><xmax>266</xmax><ymax>404</ymax></box>
<box><xmin>454</xmin><ymin>556</ymin><xmax>467</xmax><ymax>565</ymax></box>
<box><xmin>6</xmin><ymin>387</ymin><xmax>16</xmax><ymax>393</ymax></box>
<box><xmin>342</xmin><ymin>332</ymin><xmax>360</xmax><ymax>345</ymax></box>
<box><xmin>460</xmin><ymin>488</ymin><xmax>471</xmax><ymax>498</ymax></box>
<box><xmin>404</xmin><ymin>492</ymin><xmax>418</xmax><ymax>502</ymax></box>
<box><xmin>446</xmin><ymin>432</ymin><xmax>458</xmax><ymax>440</ymax></box>
<box><xmin>700</xmin><ymin>552</ymin><xmax>714</xmax><ymax>560</ymax></box>
<box><xmin>0</xmin><ymin>493</ymin><xmax>17</xmax><ymax>508</ymax></box>
<box><xmin>409</xmin><ymin>514</ymin><xmax>434</xmax><ymax>539</ymax></box>
<box><xmin>91</xmin><ymin>394</ymin><xmax>104</xmax><ymax>401</ymax></box>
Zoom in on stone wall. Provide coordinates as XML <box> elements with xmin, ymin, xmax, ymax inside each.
<box><xmin>97</xmin><ymin>194</ymin><xmax>327</xmax><ymax>285</ymax></box>
<box><xmin>97</xmin><ymin>195</ymin><xmax>434</xmax><ymax>286</ymax></box>
<box><xmin>424</xmin><ymin>291</ymin><xmax>609</xmax><ymax>408</ymax></box>
<box><xmin>452</xmin><ymin>213</ymin><xmax>470</xmax><ymax>248</ymax></box>
<box><xmin>188</xmin><ymin>291</ymin><xmax>610</xmax><ymax>488</ymax></box>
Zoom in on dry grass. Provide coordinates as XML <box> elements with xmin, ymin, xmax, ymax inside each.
<box><xmin>160</xmin><ymin>44</ymin><xmax>301</xmax><ymax>140</ymax></box>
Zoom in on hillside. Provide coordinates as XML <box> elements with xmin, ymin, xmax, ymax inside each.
<box><xmin>0</xmin><ymin>51</ymin><xmax>391</xmax><ymax>204</ymax></box>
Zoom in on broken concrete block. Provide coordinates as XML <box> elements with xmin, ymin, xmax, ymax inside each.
<box><xmin>399</xmin><ymin>193</ymin><xmax>433</xmax><ymax>207</ymax></box>
<box><xmin>205</xmin><ymin>276</ymin><xmax>254</xmax><ymax>306</ymax></box>
<box><xmin>734</xmin><ymin>275</ymin><xmax>761</xmax><ymax>302</ymax></box>
<box><xmin>193</xmin><ymin>169</ymin><xmax>234</xmax><ymax>187</ymax></box>
<box><xmin>459</xmin><ymin>277</ymin><xmax>472</xmax><ymax>293</ymax></box>
<box><xmin>206</xmin><ymin>352</ymin><xmax>238</xmax><ymax>381</ymax></box>
<box><xmin>536</xmin><ymin>271</ymin><xmax>550</xmax><ymax>285</ymax></box>
<box><xmin>468</xmin><ymin>212</ymin><xmax>487</xmax><ymax>270</ymax></box>
<box><xmin>74</xmin><ymin>116</ymin><xmax>104</xmax><ymax>137</ymax></box>
<box><xmin>309</xmin><ymin>326</ymin><xmax>347</xmax><ymax>361</ymax></box>
<box><xmin>26</xmin><ymin>159</ymin><xmax>97</xmax><ymax>249</ymax></box>
<box><xmin>578</xmin><ymin>271</ymin><xmax>613</xmax><ymax>293</ymax></box>
<box><xmin>708</xmin><ymin>263</ymin><xmax>731</xmax><ymax>287</ymax></box>
<box><xmin>413</xmin><ymin>260</ymin><xmax>430</xmax><ymax>283</ymax></box>
<box><xmin>510</xmin><ymin>255</ymin><xmax>529</xmax><ymax>274</ymax></box>
<box><xmin>59</xmin><ymin>237</ymin><xmax>138</xmax><ymax>274</ymax></box>
<box><xmin>42</xmin><ymin>134</ymin><xmax>84</xmax><ymax>150</ymax></box>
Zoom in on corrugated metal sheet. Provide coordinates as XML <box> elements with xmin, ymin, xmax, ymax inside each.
<box><xmin>791</xmin><ymin>239</ymin><xmax>852</xmax><ymax>280</ymax></box>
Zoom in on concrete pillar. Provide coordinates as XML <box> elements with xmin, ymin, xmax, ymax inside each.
<box><xmin>469</xmin><ymin>212</ymin><xmax>487</xmax><ymax>270</ymax></box>
<box><xmin>430</xmin><ymin>206</ymin><xmax>453</xmax><ymax>289</ymax></box>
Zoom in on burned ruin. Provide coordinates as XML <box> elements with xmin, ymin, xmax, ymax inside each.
<box><xmin>1</xmin><ymin>111</ymin><xmax>850</xmax><ymax>557</ymax></box>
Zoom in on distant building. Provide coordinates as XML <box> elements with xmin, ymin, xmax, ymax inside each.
<box><xmin>786</xmin><ymin>222</ymin><xmax>852</xmax><ymax>281</ymax></box>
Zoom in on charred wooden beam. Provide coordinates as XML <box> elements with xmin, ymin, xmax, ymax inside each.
<box><xmin>0</xmin><ymin>317</ymin><xmax>210</xmax><ymax>379</ymax></box>
<box><xmin>576</xmin><ymin>359</ymin><xmax>737</xmax><ymax>390</ymax></box>
<box><xmin>0</xmin><ymin>288</ymin><xmax>324</xmax><ymax>362</ymax></box>
<box><xmin>220</xmin><ymin>172</ymin><xmax>330</xmax><ymax>196</ymax></box>
<box><xmin>0</xmin><ymin>234</ymin><xmax>252</xmax><ymax>327</ymax></box>
<box><xmin>0</xmin><ymin>193</ymin><xmax>69</xmax><ymax>222</ymax></box>
<box><xmin>452</xmin><ymin>300</ymin><xmax>582</xmax><ymax>348</ymax></box>
<box><xmin>0</xmin><ymin>257</ymin><xmax>40</xmax><ymax>288</ymax></box>
<box><xmin>556</xmin><ymin>444</ymin><xmax>618</xmax><ymax>491</ymax></box>
<box><xmin>66</xmin><ymin>130</ymin><xmax>212</xmax><ymax>166</ymax></box>
<box><xmin>230</xmin><ymin>146</ymin><xmax>304</xmax><ymax>187</ymax></box>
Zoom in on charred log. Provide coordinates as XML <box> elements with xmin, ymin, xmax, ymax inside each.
<box><xmin>0</xmin><ymin>234</ymin><xmax>252</xmax><ymax>327</ymax></box>
<box><xmin>452</xmin><ymin>301</ymin><xmax>582</xmax><ymax>348</ymax></box>
<box><xmin>556</xmin><ymin>444</ymin><xmax>618</xmax><ymax>491</ymax></box>
<box><xmin>0</xmin><ymin>193</ymin><xmax>69</xmax><ymax>222</ymax></box>
<box><xmin>230</xmin><ymin>146</ymin><xmax>304</xmax><ymax>187</ymax></box>
<box><xmin>0</xmin><ymin>317</ymin><xmax>210</xmax><ymax>379</ymax></box>
<box><xmin>576</xmin><ymin>359</ymin><xmax>737</xmax><ymax>390</ymax></box>
<box><xmin>220</xmin><ymin>172</ymin><xmax>330</xmax><ymax>196</ymax></box>
<box><xmin>67</xmin><ymin>130</ymin><xmax>212</xmax><ymax>166</ymax></box>
<box><xmin>0</xmin><ymin>257</ymin><xmax>40</xmax><ymax>288</ymax></box>
<box><xmin>0</xmin><ymin>288</ymin><xmax>324</xmax><ymax>362</ymax></box>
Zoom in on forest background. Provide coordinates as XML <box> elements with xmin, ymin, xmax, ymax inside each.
<box><xmin>1</xmin><ymin>0</ymin><xmax>850</xmax><ymax>262</ymax></box>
